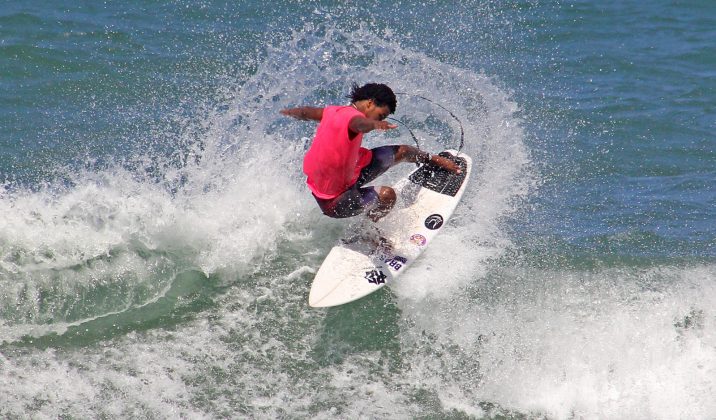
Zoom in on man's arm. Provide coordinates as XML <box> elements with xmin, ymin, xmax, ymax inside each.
<box><xmin>280</xmin><ymin>107</ymin><xmax>323</xmax><ymax>121</ymax></box>
<box><xmin>348</xmin><ymin>116</ymin><xmax>397</xmax><ymax>134</ymax></box>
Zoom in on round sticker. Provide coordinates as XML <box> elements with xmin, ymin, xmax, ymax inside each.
<box><xmin>424</xmin><ymin>214</ymin><xmax>444</xmax><ymax>230</ymax></box>
<box><xmin>410</xmin><ymin>234</ymin><xmax>427</xmax><ymax>246</ymax></box>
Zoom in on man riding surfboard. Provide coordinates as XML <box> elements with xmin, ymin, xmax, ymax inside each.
<box><xmin>281</xmin><ymin>83</ymin><xmax>461</xmax><ymax>222</ymax></box>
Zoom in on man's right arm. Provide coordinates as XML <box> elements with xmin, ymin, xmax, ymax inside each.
<box><xmin>280</xmin><ymin>107</ymin><xmax>323</xmax><ymax>121</ymax></box>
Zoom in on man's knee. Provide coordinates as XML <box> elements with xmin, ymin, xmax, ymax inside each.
<box><xmin>367</xmin><ymin>187</ymin><xmax>396</xmax><ymax>221</ymax></box>
<box><xmin>378</xmin><ymin>186</ymin><xmax>396</xmax><ymax>205</ymax></box>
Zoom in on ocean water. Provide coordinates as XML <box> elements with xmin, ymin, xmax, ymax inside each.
<box><xmin>1</xmin><ymin>1</ymin><xmax>714</xmax><ymax>418</ymax></box>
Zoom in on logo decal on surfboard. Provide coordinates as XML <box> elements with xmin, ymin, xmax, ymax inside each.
<box><xmin>384</xmin><ymin>255</ymin><xmax>407</xmax><ymax>271</ymax></box>
<box><xmin>424</xmin><ymin>214</ymin><xmax>444</xmax><ymax>230</ymax></box>
<box><xmin>410</xmin><ymin>234</ymin><xmax>427</xmax><ymax>246</ymax></box>
<box><xmin>365</xmin><ymin>269</ymin><xmax>387</xmax><ymax>285</ymax></box>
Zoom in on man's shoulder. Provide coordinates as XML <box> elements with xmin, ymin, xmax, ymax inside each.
<box><xmin>324</xmin><ymin>105</ymin><xmax>362</xmax><ymax>123</ymax></box>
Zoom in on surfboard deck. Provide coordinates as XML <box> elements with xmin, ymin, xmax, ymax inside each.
<box><xmin>308</xmin><ymin>150</ymin><xmax>471</xmax><ymax>308</ymax></box>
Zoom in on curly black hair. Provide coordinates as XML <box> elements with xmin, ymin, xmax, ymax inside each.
<box><xmin>349</xmin><ymin>83</ymin><xmax>397</xmax><ymax>114</ymax></box>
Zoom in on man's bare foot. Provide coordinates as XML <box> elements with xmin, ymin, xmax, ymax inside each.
<box><xmin>431</xmin><ymin>155</ymin><xmax>462</xmax><ymax>174</ymax></box>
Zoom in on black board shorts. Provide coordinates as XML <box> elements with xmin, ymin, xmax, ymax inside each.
<box><xmin>313</xmin><ymin>145</ymin><xmax>399</xmax><ymax>218</ymax></box>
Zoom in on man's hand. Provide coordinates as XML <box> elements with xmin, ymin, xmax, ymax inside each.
<box><xmin>372</xmin><ymin>120</ymin><xmax>398</xmax><ymax>131</ymax></box>
<box><xmin>349</xmin><ymin>116</ymin><xmax>397</xmax><ymax>134</ymax></box>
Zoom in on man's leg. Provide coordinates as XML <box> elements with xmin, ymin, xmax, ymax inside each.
<box><xmin>313</xmin><ymin>185</ymin><xmax>381</xmax><ymax>219</ymax></box>
<box><xmin>355</xmin><ymin>146</ymin><xmax>400</xmax><ymax>186</ymax></box>
<box><xmin>366</xmin><ymin>186</ymin><xmax>396</xmax><ymax>222</ymax></box>
<box><xmin>394</xmin><ymin>145</ymin><xmax>462</xmax><ymax>173</ymax></box>
<box><xmin>356</xmin><ymin>145</ymin><xmax>460</xmax><ymax>221</ymax></box>
<box><xmin>315</xmin><ymin>145</ymin><xmax>460</xmax><ymax>220</ymax></box>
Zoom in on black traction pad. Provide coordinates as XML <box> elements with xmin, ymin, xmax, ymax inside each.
<box><xmin>408</xmin><ymin>151</ymin><xmax>468</xmax><ymax>197</ymax></box>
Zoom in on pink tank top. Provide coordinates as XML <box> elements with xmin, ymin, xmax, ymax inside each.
<box><xmin>303</xmin><ymin>105</ymin><xmax>372</xmax><ymax>199</ymax></box>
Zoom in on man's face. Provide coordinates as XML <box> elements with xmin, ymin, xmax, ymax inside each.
<box><xmin>364</xmin><ymin>100</ymin><xmax>391</xmax><ymax>121</ymax></box>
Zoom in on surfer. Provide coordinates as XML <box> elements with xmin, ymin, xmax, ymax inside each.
<box><xmin>281</xmin><ymin>83</ymin><xmax>461</xmax><ymax>222</ymax></box>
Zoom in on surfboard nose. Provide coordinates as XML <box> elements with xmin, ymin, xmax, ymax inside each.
<box><xmin>308</xmin><ymin>288</ymin><xmax>327</xmax><ymax>307</ymax></box>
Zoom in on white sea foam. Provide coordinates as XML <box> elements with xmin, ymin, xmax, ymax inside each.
<box><xmin>397</xmin><ymin>264</ymin><xmax>716</xmax><ymax>419</ymax></box>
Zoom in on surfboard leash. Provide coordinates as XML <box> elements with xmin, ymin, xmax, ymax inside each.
<box><xmin>386</xmin><ymin>116</ymin><xmax>422</xmax><ymax>152</ymax></box>
<box><xmin>392</xmin><ymin>92</ymin><xmax>466</xmax><ymax>155</ymax></box>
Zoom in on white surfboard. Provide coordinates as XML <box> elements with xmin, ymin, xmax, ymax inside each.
<box><xmin>308</xmin><ymin>150</ymin><xmax>472</xmax><ymax>308</ymax></box>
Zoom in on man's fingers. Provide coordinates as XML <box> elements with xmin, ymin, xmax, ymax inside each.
<box><xmin>379</xmin><ymin>122</ymin><xmax>398</xmax><ymax>129</ymax></box>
